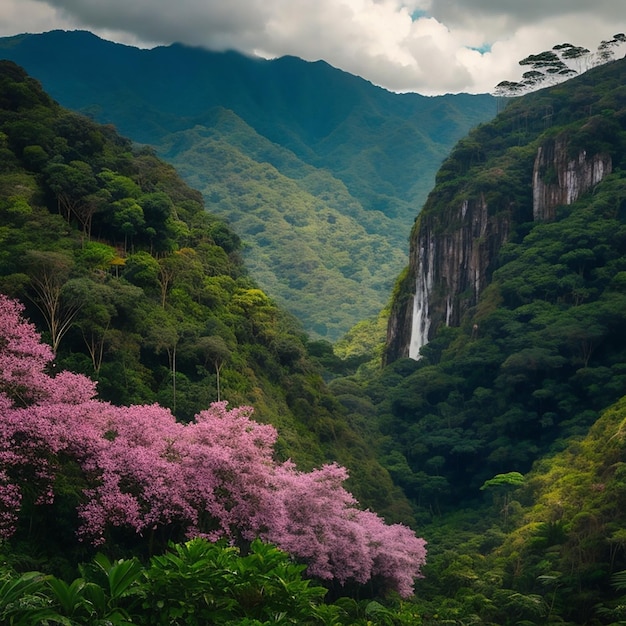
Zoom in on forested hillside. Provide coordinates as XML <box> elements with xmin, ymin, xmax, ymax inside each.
<box><xmin>5</xmin><ymin>27</ymin><xmax>626</xmax><ymax>623</ymax></box>
<box><xmin>0</xmin><ymin>59</ymin><xmax>436</xmax><ymax>623</ymax></box>
<box><xmin>0</xmin><ymin>59</ymin><xmax>411</xmax><ymax>522</ymax></box>
<box><xmin>328</xmin><ymin>54</ymin><xmax>626</xmax><ymax>623</ymax></box>
<box><xmin>379</xmin><ymin>54</ymin><xmax>626</xmax><ymax>507</ymax></box>
<box><xmin>0</xmin><ymin>29</ymin><xmax>496</xmax><ymax>340</ymax></box>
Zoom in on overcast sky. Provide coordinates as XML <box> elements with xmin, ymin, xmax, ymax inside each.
<box><xmin>1</xmin><ymin>0</ymin><xmax>625</xmax><ymax>95</ymax></box>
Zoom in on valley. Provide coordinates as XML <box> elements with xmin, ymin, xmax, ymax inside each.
<box><xmin>1</xmin><ymin>28</ymin><xmax>626</xmax><ymax>625</ymax></box>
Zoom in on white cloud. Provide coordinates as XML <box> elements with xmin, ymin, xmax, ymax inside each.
<box><xmin>0</xmin><ymin>0</ymin><xmax>74</xmax><ymax>34</ymax></box>
<box><xmin>0</xmin><ymin>0</ymin><xmax>624</xmax><ymax>94</ymax></box>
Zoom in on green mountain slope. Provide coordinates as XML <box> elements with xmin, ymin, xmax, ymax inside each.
<box><xmin>0</xmin><ymin>30</ymin><xmax>493</xmax><ymax>211</ymax></box>
<box><xmin>395</xmin><ymin>396</ymin><xmax>626</xmax><ymax>625</ymax></box>
<box><xmin>370</xmin><ymin>55</ymin><xmax>626</xmax><ymax>511</ymax></box>
<box><xmin>159</xmin><ymin>111</ymin><xmax>406</xmax><ymax>338</ymax></box>
<box><xmin>0</xmin><ymin>29</ymin><xmax>496</xmax><ymax>340</ymax></box>
<box><xmin>0</xmin><ymin>60</ymin><xmax>411</xmax><ymax>522</ymax></box>
<box><xmin>310</xmin><ymin>53</ymin><xmax>626</xmax><ymax>626</ymax></box>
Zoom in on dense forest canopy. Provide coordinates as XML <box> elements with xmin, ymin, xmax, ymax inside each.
<box><xmin>0</xmin><ymin>59</ymin><xmax>414</xmax><ymax>521</ymax></box>
<box><xmin>3</xmin><ymin>31</ymin><xmax>626</xmax><ymax>623</ymax></box>
<box><xmin>0</xmin><ymin>292</ymin><xmax>426</xmax><ymax>592</ymax></box>
<box><xmin>0</xmin><ymin>59</ymin><xmax>435</xmax><ymax>624</ymax></box>
<box><xmin>376</xmin><ymin>54</ymin><xmax>626</xmax><ymax>510</ymax></box>
<box><xmin>324</xmin><ymin>50</ymin><xmax>626</xmax><ymax>624</ymax></box>
<box><xmin>0</xmin><ymin>30</ymin><xmax>497</xmax><ymax>341</ymax></box>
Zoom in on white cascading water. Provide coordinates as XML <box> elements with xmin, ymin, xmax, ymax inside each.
<box><xmin>408</xmin><ymin>237</ymin><xmax>435</xmax><ymax>359</ymax></box>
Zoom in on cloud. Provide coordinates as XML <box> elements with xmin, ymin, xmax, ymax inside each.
<box><xmin>1</xmin><ymin>0</ymin><xmax>625</xmax><ymax>94</ymax></box>
<box><xmin>427</xmin><ymin>0</ymin><xmax>626</xmax><ymax>30</ymax></box>
<box><xmin>0</xmin><ymin>0</ymin><xmax>73</xmax><ymax>35</ymax></box>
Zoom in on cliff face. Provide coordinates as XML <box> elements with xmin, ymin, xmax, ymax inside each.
<box><xmin>533</xmin><ymin>137</ymin><xmax>612</xmax><ymax>221</ymax></box>
<box><xmin>386</xmin><ymin>195</ymin><xmax>512</xmax><ymax>361</ymax></box>
<box><xmin>385</xmin><ymin>135</ymin><xmax>612</xmax><ymax>363</ymax></box>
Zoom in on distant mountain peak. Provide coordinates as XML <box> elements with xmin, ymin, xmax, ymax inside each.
<box><xmin>0</xmin><ymin>29</ymin><xmax>495</xmax><ymax>340</ymax></box>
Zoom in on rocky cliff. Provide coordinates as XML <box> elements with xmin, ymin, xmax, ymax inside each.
<box><xmin>385</xmin><ymin>127</ymin><xmax>614</xmax><ymax>363</ymax></box>
<box><xmin>386</xmin><ymin>194</ymin><xmax>513</xmax><ymax>361</ymax></box>
<box><xmin>533</xmin><ymin>136</ymin><xmax>612</xmax><ymax>221</ymax></box>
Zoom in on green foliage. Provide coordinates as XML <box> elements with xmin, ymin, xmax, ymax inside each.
<box><xmin>161</xmin><ymin>124</ymin><xmax>408</xmax><ymax>341</ymax></box>
<box><xmin>141</xmin><ymin>539</ymin><xmax>333</xmax><ymax>625</ymax></box>
<box><xmin>0</xmin><ymin>539</ymin><xmax>430</xmax><ymax>625</ymax></box>
<box><xmin>375</xmin><ymin>55</ymin><xmax>626</xmax><ymax>515</ymax></box>
<box><xmin>349</xmin><ymin>54</ymin><xmax>626</xmax><ymax>626</ymax></box>
<box><xmin>0</xmin><ymin>60</ymin><xmax>405</xmax><ymax>534</ymax></box>
<box><xmin>38</xmin><ymin>553</ymin><xmax>146</xmax><ymax>625</ymax></box>
<box><xmin>480</xmin><ymin>472</ymin><xmax>525</xmax><ymax>492</ymax></box>
<box><xmin>0</xmin><ymin>569</ymin><xmax>60</xmax><ymax>626</ymax></box>
<box><xmin>0</xmin><ymin>31</ymin><xmax>497</xmax><ymax>340</ymax></box>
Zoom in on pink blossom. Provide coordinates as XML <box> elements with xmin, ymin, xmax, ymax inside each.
<box><xmin>258</xmin><ymin>462</ymin><xmax>427</xmax><ymax>596</ymax></box>
<box><xmin>0</xmin><ymin>294</ymin><xmax>427</xmax><ymax>596</ymax></box>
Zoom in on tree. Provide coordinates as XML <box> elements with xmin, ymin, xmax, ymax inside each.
<box><xmin>73</xmin><ymin>281</ymin><xmax>117</xmax><ymax>375</ymax></box>
<box><xmin>140</xmin><ymin>191</ymin><xmax>173</xmax><ymax>252</ymax></box>
<box><xmin>264</xmin><ymin>462</ymin><xmax>427</xmax><ymax>597</ymax></box>
<box><xmin>24</xmin><ymin>250</ymin><xmax>84</xmax><ymax>354</ymax></box>
<box><xmin>556</xmin><ymin>43</ymin><xmax>592</xmax><ymax>72</ymax></box>
<box><xmin>0</xmin><ymin>294</ymin><xmax>427</xmax><ymax>596</ymax></box>
<box><xmin>111</xmin><ymin>197</ymin><xmax>145</xmax><ymax>253</ymax></box>
<box><xmin>0</xmin><ymin>294</ymin><xmax>97</xmax><ymax>536</ymax></box>
<box><xmin>197</xmin><ymin>335</ymin><xmax>231</xmax><ymax>402</ymax></box>
<box><xmin>156</xmin><ymin>249</ymin><xmax>205</xmax><ymax>308</ymax></box>
<box><xmin>97</xmin><ymin>169</ymin><xmax>140</xmax><ymax>200</ymax></box>
<box><xmin>480</xmin><ymin>472</ymin><xmax>525</xmax><ymax>527</ymax></box>
<box><xmin>493</xmin><ymin>35</ymin><xmax>625</xmax><ymax>96</ymax></box>
<box><xmin>145</xmin><ymin>310</ymin><xmax>180</xmax><ymax>412</ymax></box>
<box><xmin>74</xmin><ymin>189</ymin><xmax>109</xmax><ymax>241</ymax></box>
<box><xmin>122</xmin><ymin>251</ymin><xmax>160</xmax><ymax>291</ymax></box>
<box><xmin>44</xmin><ymin>160</ymin><xmax>98</xmax><ymax>227</ymax></box>
<box><xmin>156</xmin><ymin>253</ymin><xmax>183</xmax><ymax>308</ymax></box>
<box><xmin>597</xmin><ymin>33</ymin><xmax>626</xmax><ymax>63</ymax></box>
<box><xmin>0</xmin><ymin>294</ymin><xmax>56</xmax><ymax>406</ymax></box>
<box><xmin>76</xmin><ymin>401</ymin><xmax>425</xmax><ymax>595</ymax></box>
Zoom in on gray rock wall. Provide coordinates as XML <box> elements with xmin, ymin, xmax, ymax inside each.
<box><xmin>533</xmin><ymin>137</ymin><xmax>612</xmax><ymax>221</ymax></box>
<box><xmin>385</xmin><ymin>135</ymin><xmax>612</xmax><ymax>363</ymax></box>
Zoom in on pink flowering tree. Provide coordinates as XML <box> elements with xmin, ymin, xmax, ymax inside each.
<box><xmin>0</xmin><ymin>294</ymin><xmax>426</xmax><ymax>597</ymax></box>
<box><xmin>77</xmin><ymin>401</ymin><xmax>280</xmax><ymax>546</ymax></box>
<box><xmin>0</xmin><ymin>296</ymin><xmax>99</xmax><ymax>536</ymax></box>
<box><xmin>259</xmin><ymin>462</ymin><xmax>427</xmax><ymax>597</ymax></box>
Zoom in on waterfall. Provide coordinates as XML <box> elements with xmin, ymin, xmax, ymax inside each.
<box><xmin>397</xmin><ymin>197</ymin><xmax>510</xmax><ymax>363</ymax></box>
<box><xmin>408</xmin><ymin>236</ymin><xmax>435</xmax><ymax>359</ymax></box>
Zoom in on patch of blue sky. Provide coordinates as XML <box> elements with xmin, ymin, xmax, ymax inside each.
<box><xmin>410</xmin><ymin>9</ymin><xmax>429</xmax><ymax>20</ymax></box>
<box><xmin>469</xmin><ymin>43</ymin><xmax>493</xmax><ymax>54</ymax></box>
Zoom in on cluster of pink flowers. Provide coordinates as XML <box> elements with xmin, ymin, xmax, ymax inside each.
<box><xmin>0</xmin><ymin>294</ymin><xmax>426</xmax><ymax>596</ymax></box>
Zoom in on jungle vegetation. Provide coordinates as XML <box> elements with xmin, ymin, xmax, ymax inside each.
<box><xmin>0</xmin><ymin>58</ymin><xmax>432</xmax><ymax>623</ymax></box>
<box><xmin>0</xmin><ymin>58</ymin><xmax>412</xmax><ymax>517</ymax></box>
<box><xmin>0</xmin><ymin>29</ymin><xmax>497</xmax><ymax>340</ymax></box>
<box><xmin>327</xmin><ymin>51</ymin><xmax>626</xmax><ymax>624</ymax></box>
<box><xmin>2</xmin><ymin>35</ymin><xmax>626</xmax><ymax>625</ymax></box>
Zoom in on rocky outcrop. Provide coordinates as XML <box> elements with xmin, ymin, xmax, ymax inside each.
<box><xmin>533</xmin><ymin>137</ymin><xmax>612</xmax><ymax>221</ymax></box>
<box><xmin>385</xmin><ymin>194</ymin><xmax>511</xmax><ymax>361</ymax></box>
<box><xmin>385</xmin><ymin>135</ymin><xmax>613</xmax><ymax>363</ymax></box>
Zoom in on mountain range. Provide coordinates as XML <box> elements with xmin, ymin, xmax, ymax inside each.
<box><xmin>3</xmin><ymin>26</ymin><xmax>626</xmax><ymax>623</ymax></box>
<box><xmin>0</xmin><ymin>29</ymin><xmax>496</xmax><ymax>340</ymax></box>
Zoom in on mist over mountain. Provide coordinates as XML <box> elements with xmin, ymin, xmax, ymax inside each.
<box><xmin>0</xmin><ymin>29</ymin><xmax>496</xmax><ymax>339</ymax></box>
